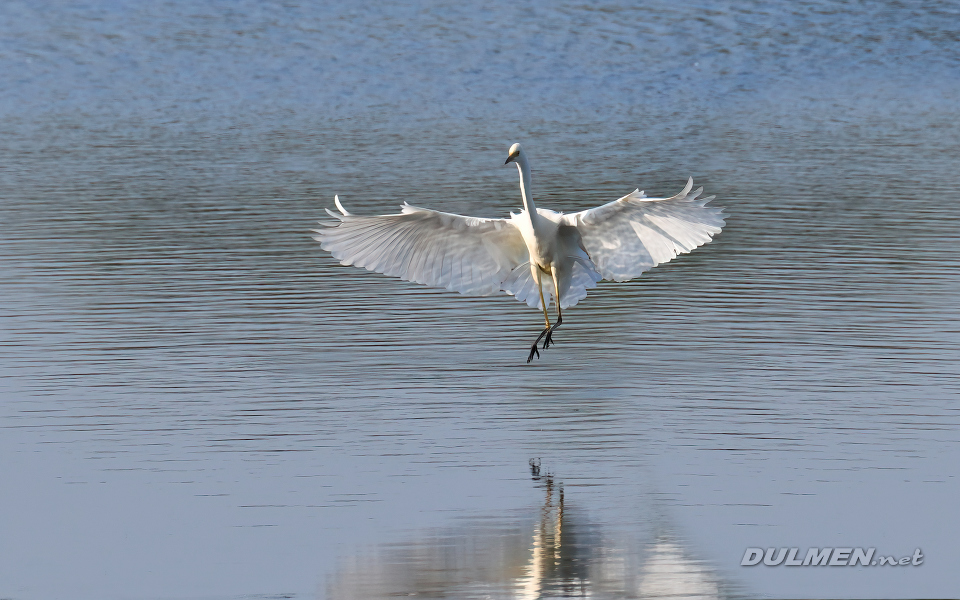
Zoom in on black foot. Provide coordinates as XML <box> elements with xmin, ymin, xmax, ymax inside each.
<box><xmin>527</xmin><ymin>326</ymin><xmax>551</xmax><ymax>362</ymax></box>
<box><xmin>542</xmin><ymin>317</ymin><xmax>562</xmax><ymax>350</ymax></box>
<box><xmin>542</xmin><ymin>328</ymin><xmax>554</xmax><ymax>349</ymax></box>
<box><xmin>527</xmin><ymin>343</ymin><xmax>541</xmax><ymax>363</ymax></box>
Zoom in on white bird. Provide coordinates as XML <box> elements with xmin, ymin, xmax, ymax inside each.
<box><xmin>314</xmin><ymin>143</ymin><xmax>725</xmax><ymax>362</ymax></box>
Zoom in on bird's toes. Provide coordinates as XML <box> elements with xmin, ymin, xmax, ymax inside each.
<box><xmin>542</xmin><ymin>331</ymin><xmax>555</xmax><ymax>350</ymax></box>
<box><xmin>527</xmin><ymin>344</ymin><xmax>540</xmax><ymax>363</ymax></box>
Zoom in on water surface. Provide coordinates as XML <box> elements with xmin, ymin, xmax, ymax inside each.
<box><xmin>2</xmin><ymin>1</ymin><xmax>959</xmax><ymax>598</ymax></box>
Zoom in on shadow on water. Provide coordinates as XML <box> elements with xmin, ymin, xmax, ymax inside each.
<box><xmin>327</xmin><ymin>460</ymin><xmax>732</xmax><ymax>600</ymax></box>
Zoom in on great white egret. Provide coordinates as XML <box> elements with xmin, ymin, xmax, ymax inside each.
<box><xmin>314</xmin><ymin>143</ymin><xmax>725</xmax><ymax>362</ymax></box>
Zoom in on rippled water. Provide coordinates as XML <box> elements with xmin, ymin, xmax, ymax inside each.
<box><xmin>2</xmin><ymin>1</ymin><xmax>959</xmax><ymax>599</ymax></box>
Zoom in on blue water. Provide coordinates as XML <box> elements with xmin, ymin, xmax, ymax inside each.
<box><xmin>2</xmin><ymin>1</ymin><xmax>959</xmax><ymax>598</ymax></box>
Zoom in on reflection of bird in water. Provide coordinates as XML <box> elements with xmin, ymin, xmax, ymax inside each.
<box><xmin>326</xmin><ymin>463</ymin><xmax>727</xmax><ymax>599</ymax></box>
<box><xmin>314</xmin><ymin>143</ymin><xmax>724</xmax><ymax>362</ymax></box>
<box><xmin>516</xmin><ymin>465</ymin><xmax>587</xmax><ymax>599</ymax></box>
<box><xmin>636</xmin><ymin>538</ymin><xmax>722</xmax><ymax>600</ymax></box>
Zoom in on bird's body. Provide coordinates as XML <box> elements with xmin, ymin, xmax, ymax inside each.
<box><xmin>314</xmin><ymin>143</ymin><xmax>724</xmax><ymax>361</ymax></box>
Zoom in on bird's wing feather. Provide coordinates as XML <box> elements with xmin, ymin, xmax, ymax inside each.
<box><xmin>499</xmin><ymin>263</ymin><xmax>543</xmax><ymax>309</ymax></box>
<box><xmin>563</xmin><ymin>178</ymin><xmax>724</xmax><ymax>282</ymax></box>
<box><xmin>314</xmin><ymin>200</ymin><xmax>529</xmax><ymax>296</ymax></box>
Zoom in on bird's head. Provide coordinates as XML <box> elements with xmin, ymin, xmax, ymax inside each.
<box><xmin>504</xmin><ymin>143</ymin><xmax>523</xmax><ymax>165</ymax></box>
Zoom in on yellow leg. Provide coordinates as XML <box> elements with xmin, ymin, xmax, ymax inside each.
<box><xmin>536</xmin><ymin>269</ymin><xmax>551</xmax><ymax>328</ymax></box>
<box><xmin>528</xmin><ymin>267</ymin><xmax>556</xmax><ymax>363</ymax></box>
<box><xmin>550</xmin><ymin>269</ymin><xmax>563</xmax><ymax>324</ymax></box>
<box><xmin>538</xmin><ymin>269</ymin><xmax>564</xmax><ymax>351</ymax></box>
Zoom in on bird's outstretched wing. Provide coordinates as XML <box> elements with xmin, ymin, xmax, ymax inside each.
<box><xmin>314</xmin><ymin>197</ymin><xmax>529</xmax><ymax>296</ymax></box>
<box><xmin>562</xmin><ymin>178</ymin><xmax>724</xmax><ymax>282</ymax></box>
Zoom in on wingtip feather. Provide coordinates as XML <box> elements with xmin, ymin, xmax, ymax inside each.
<box><xmin>334</xmin><ymin>195</ymin><xmax>351</xmax><ymax>216</ymax></box>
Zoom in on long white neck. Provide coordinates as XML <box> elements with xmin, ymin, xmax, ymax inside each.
<box><xmin>514</xmin><ymin>150</ymin><xmax>539</xmax><ymax>222</ymax></box>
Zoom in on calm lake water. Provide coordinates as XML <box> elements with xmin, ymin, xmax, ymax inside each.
<box><xmin>2</xmin><ymin>1</ymin><xmax>959</xmax><ymax>599</ymax></box>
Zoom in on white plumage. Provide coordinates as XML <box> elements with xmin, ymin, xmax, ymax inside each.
<box><xmin>313</xmin><ymin>143</ymin><xmax>724</xmax><ymax>361</ymax></box>
<box><xmin>317</xmin><ymin>203</ymin><xmax>527</xmax><ymax>297</ymax></box>
<box><xmin>567</xmin><ymin>179</ymin><xmax>724</xmax><ymax>282</ymax></box>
